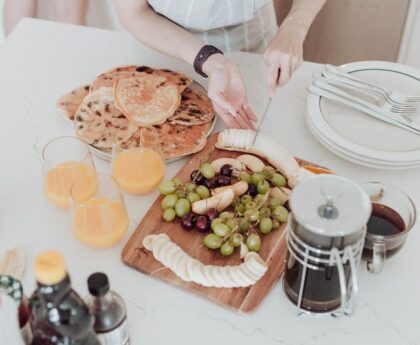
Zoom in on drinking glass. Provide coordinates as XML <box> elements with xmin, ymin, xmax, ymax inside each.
<box><xmin>111</xmin><ymin>126</ymin><xmax>165</xmax><ymax>195</ymax></box>
<box><xmin>42</xmin><ymin>136</ymin><xmax>97</xmax><ymax>208</ymax></box>
<box><xmin>70</xmin><ymin>174</ymin><xmax>129</xmax><ymax>249</ymax></box>
<box><xmin>360</xmin><ymin>182</ymin><xmax>416</xmax><ymax>274</ymax></box>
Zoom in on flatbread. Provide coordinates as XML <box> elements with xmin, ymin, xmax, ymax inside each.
<box><xmin>74</xmin><ymin>87</ymin><xmax>137</xmax><ymax>147</ymax></box>
<box><xmin>156</xmin><ymin>122</ymin><xmax>212</xmax><ymax>158</ymax></box>
<box><xmin>168</xmin><ymin>86</ymin><xmax>215</xmax><ymax>126</ymax></box>
<box><xmin>56</xmin><ymin>84</ymin><xmax>90</xmax><ymax>121</ymax></box>
<box><xmin>114</xmin><ymin>75</ymin><xmax>181</xmax><ymax>125</ymax></box>
<box><xmin>91</xmin><ymin>65</ymin><xmax>192</xmax><ymax>93</ymax></box>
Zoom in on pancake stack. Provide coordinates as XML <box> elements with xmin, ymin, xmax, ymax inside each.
<box><xmin>57</xmin><ymin>65</ymin><xmax>215</xmax><ymax>159</ymax></box>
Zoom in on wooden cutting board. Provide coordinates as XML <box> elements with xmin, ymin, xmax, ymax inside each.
<box><xmin>122</xmin><ymin>133</ymin><xmax>314</xmax><ymax>313</ymax></box>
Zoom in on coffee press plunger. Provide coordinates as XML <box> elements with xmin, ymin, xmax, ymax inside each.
<box><xmin>283</xmin><ymin>175</ymin><xmax>371</xmax><ymax>316</ymax></box>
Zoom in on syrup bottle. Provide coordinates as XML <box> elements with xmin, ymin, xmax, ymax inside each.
<box><xmin>85</xmin><ymin>272</ymin><xmax>130</xmax><ymax>345</ymax></box>
<box><xmin>29</xmin><ymin>251</ymin><xmax>100</xmax><ymax>345</ymax></box>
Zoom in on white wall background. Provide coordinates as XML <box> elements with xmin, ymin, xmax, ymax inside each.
<box><xmin>0</xmin><ymin>0</ymin><xmax>419</xmax><ymax>69</ymax></box>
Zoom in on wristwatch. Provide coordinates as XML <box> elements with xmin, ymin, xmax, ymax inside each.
<box><xmin>193</xmin><ymin>45</ymin><xmax>224</xmax><ymax>78</ymax></box>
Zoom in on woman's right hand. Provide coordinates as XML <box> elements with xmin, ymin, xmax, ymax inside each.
<box><xmin>203</xmin><ymin>54</ymin><xmax>257</xmax><ymax>129</ymax></box>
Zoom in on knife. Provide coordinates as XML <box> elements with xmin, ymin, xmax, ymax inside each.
<box><xmin>252</xmin><ymin>96</ymin><xmax>272</xmax><ymax>145</ymax></box>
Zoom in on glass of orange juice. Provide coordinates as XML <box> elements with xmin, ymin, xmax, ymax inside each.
<box><xmin>70</xmin><ymin>173</ymin><xmax>129</xmax><ymax>248</ymax></box>
<box><xmin>42</xmin><ymin>136</ymin><xmax>98</xmax><ymax>208</ymax></box>
<box><xmin>112</xmin><ymin>126</ymin><xmax>165</xmax><ymax>195</ymax></box>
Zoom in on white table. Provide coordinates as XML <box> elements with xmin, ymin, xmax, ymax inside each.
<box><xmin>1</xmin><ymin>19</ymin><xmax>420</xmax><ymax>345</ymax></box>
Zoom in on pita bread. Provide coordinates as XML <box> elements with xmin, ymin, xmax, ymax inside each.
<box><xmin>156</xmin><ymin>122</ymin><xmax>211</xmax><ymax>158</ymax></box>
<box><xmin>74</xmin><ymin>87</ymin><xmax>137</xmax><ymax>147</ymax></box>
<box><xmin>91</xmin><ymin>65</ymin><xmax>192</xmax><ymax>93</ymax></box>
<box><xmin>168</xmin><ymin>86</ymin><xmax>215</xmax><ymax>126</ymax></box>
<box><xmin>57</xmin><ymin>84</ymin><xmax>90</xmax><ymax>121</ymax></box>
<box><xmin>114</xmin><ymin>75</ymin><xmax>181</xmax><ymax>125</ymax></box>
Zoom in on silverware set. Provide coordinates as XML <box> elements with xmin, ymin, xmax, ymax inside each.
<box><xmin>309</xmin><ymin>64</ymin><xmax>420</xmax><ymax>134</ymax></box>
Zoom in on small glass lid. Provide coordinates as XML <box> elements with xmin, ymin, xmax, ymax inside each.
<box><xmin>289</xmin><ymin>175</ymin><xmax>371</xmax><ymax>238</ymax></box>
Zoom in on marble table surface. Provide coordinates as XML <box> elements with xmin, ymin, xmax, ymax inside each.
<box><xmin>1</xmin><ymin>18</ymin><xmax>419</xmax><ymax>345</ymax></box>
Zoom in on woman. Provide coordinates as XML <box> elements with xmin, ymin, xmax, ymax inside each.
<box><xmin>114</xmin><ymin>0</ymin><xmax>326</xmax><ymax>129</ymax></box>
<box><xmin>4</xmin><ymin>0</ymin><xmax>88</xmax><ymax>36</ymax></box>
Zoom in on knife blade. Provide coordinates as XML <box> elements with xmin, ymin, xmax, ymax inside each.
<box><xmin>252</xmin><ymin>96</ymin><xmax>272</xmax><ymax>146</ymax></box>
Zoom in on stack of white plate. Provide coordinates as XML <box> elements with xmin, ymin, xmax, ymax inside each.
<box><xmin>306</xmin><ymin>61</ymin><xmax>420</xmax><ymax>169</ymax></box>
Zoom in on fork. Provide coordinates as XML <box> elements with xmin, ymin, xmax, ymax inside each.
<box><xmin>312</xmin><ymin>78</ymin><xmax>419</xmax><ymax>127</ymax></box>
<box><xmin>315</xmin><ymin>74</ymin><xmax>417</xmax><ymax>115</ymax></box>
<box><xmin>325</xmin><ymin>64</ymin><xmax>420</xmax><ymax>105</ymax></box>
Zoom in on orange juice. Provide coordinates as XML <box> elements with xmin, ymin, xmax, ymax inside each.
<box><xmin>44</xmin><ymin>162</ymin><xmax>97</xmax><ymax>208</ymax></box>
<box><xmin>72</xmin><ymin>197</ymin><xmax>129</xmax><ymax>248</ymax></box>
<box><xmin>112</xmin><ymin>148</ymin><xmax>165</xmax><ymax>195</ymax></box>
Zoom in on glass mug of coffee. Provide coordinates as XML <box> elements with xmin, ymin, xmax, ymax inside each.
<box><xmin>360</xmin><ymin>182</ymin><xmax>416</xmax><ymax>274</ymax></box>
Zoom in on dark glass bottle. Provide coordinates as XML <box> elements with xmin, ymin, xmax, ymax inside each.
<box><xmin>29</xmin><ymin>251</ymin><xmax>100</xmax><ymax>345</ymax></box>
<box><xmin>85</xmin><ymin>273</ymin><xmax>130</xmax><ymax>345</ymax></box>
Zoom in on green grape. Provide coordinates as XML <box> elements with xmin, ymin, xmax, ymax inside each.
<box><xmin>159</xmin><ymin>180</ymin><xmax>176</xmax><ymax>195</ymax></box>
<box><xmin>254</xmin><ymin>194</ymin><xmax>265</xmax><ymax>205</ymax></box>
<box><xmin>260</xmin><ymin>206</ymin><xmax>271</xmax><ymax>218</ymax></box>
<box><xmin>272</xmin><ymin>218</ymin><xmax>280</xmax><ymax>230</ymax></box>
<box><xmin>239</xmin><ymin>218</ymin><xmax>250</xmax><ymax>232</ymax></box>
<box><xmin>269</xmin><ymin>197</ymin><xmax>283</xmax><ymax>209</ymax></box>
<box><xmin>241</xmin><ymin>195</ymin><xmax>253</xmax><ymax>204</ymax></box>
<box><xmin>245</xmin><ymin>201</ymin><xmax>258</xmax><ymax>211</ymax></box>
<box><xmin>244</xmin><ymin>209</ymin><xmax>260</xmax><ymax>223</ymax></box>
<box><xmin>230</xmin><ymin>233</ymin><xmax>243</xmax><ymax>247</ymax></box>
<box><xmin>226</xmin><ymin>219</ymin><xmax>238</xmax><ymax>231</ymax></box>
<box><xmin>172</xmin><ymin>177</ymin><xmax>184</xmax><ymax>189</ymax></box>
<box><xmin>273</xmin><ymin>205</ymin><xmax>289</xmax><ymax>222</ymax></box>
<box><xmin>239</xmin><ymin>171</ymin><xmax>252</xmax><ymax>183</ymax></box>
<box><xmin>220</xmin><ymin>241</ymin><xmax>234</xmax><ymax>256</ymax></box>
<box><xmin>246</xmin><ymin>233</ymin><xmax>261</xmax><ymax>252</ymax></box>
<box><xmin>213</xmin><ymin>223</ymin><xmax>230</xmax><ymax>237</ymax></box>
<box><xmin>259</xmin><ymin>217</ymin><xmax>273</xmax><ymax>234</ymax></box>
<box><xmin>220</xmin><ymin>211</ymin><xmax>234</xmax><ymax>220</ymax></box>
<box><xmin>262</xmin><ymin>166</ymin><xmax>276</xmax><ymax>179</ymax></box>
<box><xmin>199</xmin><ymin>163</ymin><xmax>215</xmax><ymax>179</ymax></box>
<box><xmin>185</xmin><ymin>183</ymin><xmax>196</xmax><ymax>193</ymax></box>
<box><xmin>257</xmin><ymin>180</ymin><xmax>270</xmax><ymax>194</ymax></box>
<box><xmin>271</xmin><ymin>173</ymin><xmax>287</xmax><ymax>188</ymax></box>
<box><xmin>196</xmin><ymin>185</ymin><xmax>210</xmax><ymax>199</ymax></box>
<box><xmin>175</xmin><ymin>198</ymin><xmax>191</xmax><ymax>217</ymax></box>
<box><xmin>176</xmin><ymin>189</ymin><xmax>187</xmax><ymax>198</ymax></box>
<box><xmin>251</xmin><ymin>173</ymin><xmax>265</xmax><ymax>186</ymax></box>
<box><xmin>187</xmin><ymin>192</ymin><xmax>200</xmax><ymax>204</ymax></box>
<box><xmin>161</xmin><ymin>194</ymin><xmax>178</xmax><ymax>210</ymax></box>
<box><xmin>162</xmin><ymin>208</ymin><xmax>176</xmax><ymax>222</ymax></box>
<box><xmin>211</xmin><ymin>218</ymin><xmax>223</xmax><ymax>230</ymax></box>
<box><xmin>234</xmin><ymin>203</ymin><xmax>245</xmax><ymax>213</ymax></box>
<box><xmin>204</xmin><ymin>234</ymin><xmax>223</xmax><ymax>249</ymax></box>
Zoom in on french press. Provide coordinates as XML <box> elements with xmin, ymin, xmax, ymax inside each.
<box><xmin>283</xmin><ymin>175</ymin><xmax>371</xmax><ymax>316</ymax></box>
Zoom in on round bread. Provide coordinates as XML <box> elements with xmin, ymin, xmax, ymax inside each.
<box><xmin>167</xmin><ymin>86</ymin><xmax>215</xmax><ymax>126</ymax></box>
<box><xmin>74</xmin><ymin>87</ymin><xmax>137</xmax><ymax>147</ymax></box>
<box><xmin>57</xmin><ymin>84</ymin><xmax>90</xmax><ymax>121</ymax></box>
<box><xmin>91</xmin><ymin>65</ymin><xmax>138</xmax><ymax>90</ymax></box>
<box><xmin>114</xmin><ymin>75</ymin><xmax>181</xmax><ymax>125</ymax></box>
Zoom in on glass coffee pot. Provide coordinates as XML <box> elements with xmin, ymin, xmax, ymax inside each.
<box><xmin>283</xmin><ymin>175</ymin><xmax>371</xmax><ymax>316</ymax></box>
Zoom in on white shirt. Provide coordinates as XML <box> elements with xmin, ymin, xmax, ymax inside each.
<box><xmin>148</xmin><ymin>0</ymin><xmax>278</xmax><ymax>52</ymax></box>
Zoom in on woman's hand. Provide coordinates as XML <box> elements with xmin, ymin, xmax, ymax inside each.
<box><xmin>203</xmin><ymin>54</ymin><xmax>257</xmax><ymax>129</ymax></box>
<box><xmin>263</xmin><ymin>27</ymin><xmax>305</xmax><ymax>97</ymax></box>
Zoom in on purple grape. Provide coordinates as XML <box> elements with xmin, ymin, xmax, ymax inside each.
<box><xmin>246</xmin><ymin>184</ymin><xmax>258</xmax><ymax>197</ymax></box>
<box><xmin>196</xmin><ymin>215</ymin><xmax>210</xmax><ymax>232</ymax></box>
<box><xmin>181</xmin><ymin>213</ymin><xmax>196</xmax><ymax>230</ymax></box>
<box><xmin>204</xmin><ymin>178</ymin><xmax>217</xmax><ymax>190</ymax></box>
<box><xmin>206</xmin><ymin>208</ymin><xmax>219</xmax><ymax>222</ymax></box>
<box><xmin>217</xmin><ymin>175</ymin><xmax>231</xmax><ymax>187</ymax></box>
<box><xmin>220</xmin><ymin>164</ymin><xmax>234</xmax><ymax>177</ymax></box>
<box><xmin>190</xmin><ymin>170</ymin><xmax>205</xmax><ymax>185</ymax></box>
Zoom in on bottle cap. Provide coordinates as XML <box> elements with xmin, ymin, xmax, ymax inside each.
<box><xmin>34</xmin><ymin>251</ymin><xmax>67</xmax><ymax>285</ymax></box>
<box><xmin>87</xmin><ymin>272</ymin><xmax>109</xmax><ymax>296</ymax></box>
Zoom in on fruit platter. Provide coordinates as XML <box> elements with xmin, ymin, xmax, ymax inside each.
<box><xmin>122</xmin><ymin>129</ymin><xmax>326</xmax><ymax>313</ymax></box>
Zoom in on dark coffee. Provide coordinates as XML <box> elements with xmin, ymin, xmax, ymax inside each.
<box><xmin>362</xmin><ymin>203</ymin><xmax>406</xmax><ymax>259</ymax></box>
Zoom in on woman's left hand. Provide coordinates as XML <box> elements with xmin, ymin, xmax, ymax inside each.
<box><xmin>263</xmin><ymin>27</ymin><xmax>305</xmax><ymax>97</ymax></box>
